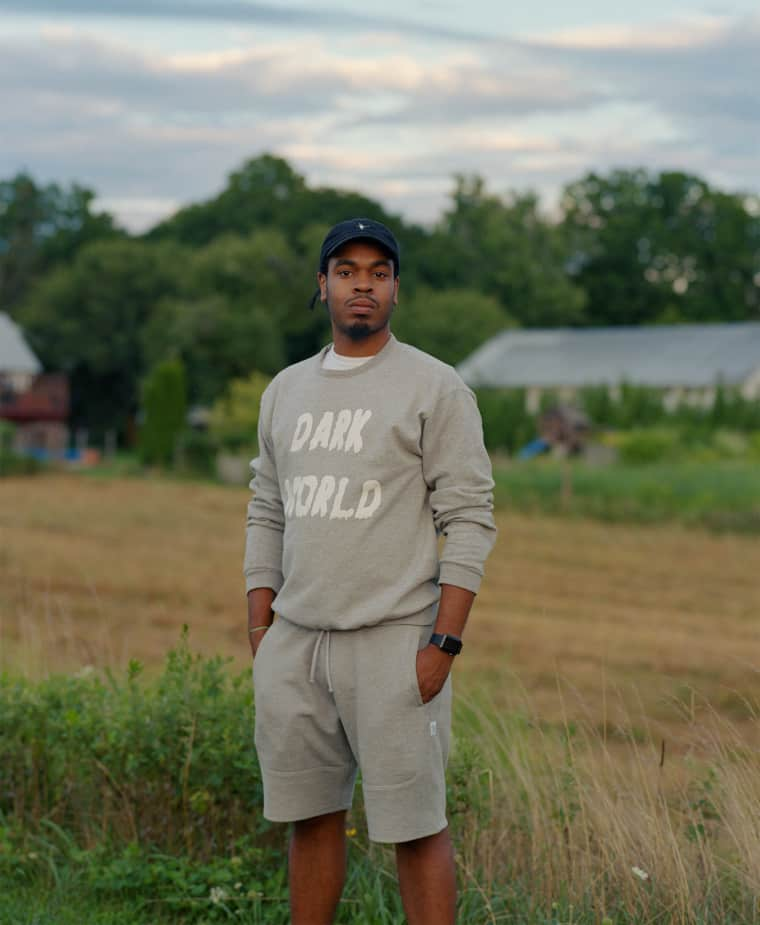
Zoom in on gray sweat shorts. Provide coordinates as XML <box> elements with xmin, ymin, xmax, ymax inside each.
<box><xmin>252</xmin><ymin>610</ymin><xmax>452</xmax><ymax>844</ymax></box>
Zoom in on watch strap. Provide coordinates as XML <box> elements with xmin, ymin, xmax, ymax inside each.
<box><xmin>429</xmin><ymin>632</ymin><xmax>463</xmax><ymax>656</ymax></box>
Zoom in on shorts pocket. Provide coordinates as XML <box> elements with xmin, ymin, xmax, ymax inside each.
<box><xmin>252</xmin><ymin>620</ymin><xmax>277</xmax><ymax>690</ymax></box>
<box><xmin>407</xmin><ymin>625</ymin><xmax>430</xmax><ymax>708</ymax></box>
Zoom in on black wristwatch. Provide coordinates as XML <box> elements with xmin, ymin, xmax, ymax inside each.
<box><xmin>429</xmin><ymin>633</ymin><xmax>463</xmax><ymax>656</ymax></box>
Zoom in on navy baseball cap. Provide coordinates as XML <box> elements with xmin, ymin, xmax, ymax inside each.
<box><xmin>309</xmin><ymin>217</ymin><xmax>401</xmax><ymax>310</ymax></box>
<box><xmin>318</xmin><ymin>218</ymin><xmax>400</xmax><ymax>276</ymax></box>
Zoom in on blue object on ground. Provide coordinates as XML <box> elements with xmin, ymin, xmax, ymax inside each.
<box><xmin>517</xmin><ymin>438</ymin><xmax>550</xmax><ymax>460</ymax></box>
<box><xmin>25</xmin><ymin>447</ymin><xmax>51</xmax><ymax>461</ymax></box>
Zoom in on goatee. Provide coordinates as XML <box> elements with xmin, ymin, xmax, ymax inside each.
<box><xmin>344</xmin><ymin>321</ymin><xmax>372</xmax><ymax>341</ymax></box>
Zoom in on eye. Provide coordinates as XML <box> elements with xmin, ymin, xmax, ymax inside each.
<box><xmin>375</xmin><ymin>271</ymin><xmax>388</xmax><ymax>279</ymax></box>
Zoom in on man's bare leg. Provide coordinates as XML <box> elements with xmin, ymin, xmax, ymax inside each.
<box><xmin>289</xmin><ymin>810</ymin><xmax>348</xmax><ymax>925</ymax></box>
<box><xmin>395</xmin><ymin>826</ymin><xmax>456</xmax><ymax>925</ymax></box>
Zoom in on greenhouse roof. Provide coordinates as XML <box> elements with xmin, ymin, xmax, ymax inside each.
<box><xmin>456</xmin><ymin>322</ymin><xmax>760</xmax><ymax>389</ymax></box>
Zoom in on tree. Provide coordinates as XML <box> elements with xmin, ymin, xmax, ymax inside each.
<box><xmin>142</xmin><ymin>229</ymin><xmax>318</xmax><ymax>403</ymax></box>
<box><xmin>438</xmin><ymin>175</ymin><xmax>587</xmax><ymax>327</ymax></box>
<box><xmin>0</xmin><ymin>173</ymin><xmax>120</xmax><ymax>314</ymax></box>
<box><xmin>144</xmin><ymin>294</ymin><xmax>283</xmax><ymax>405</ymax></box>
<box><xmin>17</xmin><ymin>237</ymin><xmax>186</xmax><ymax>439</ymax></box>
<box><xmin>139</xmin><ymin>358</ymin><xmax>187</xmax><ymax>466</ymax></box>
<box><xmin>561</xmin><ymin>169</ymin><xmax>760</xmax><ymax>325</ymax></box>
<box><xmin>392</xmin><ymin>288</ymin><xmax>512</xmax><ymax>366</ymax></box>
<box><xmin>146</xmin><ymin>154</ymin><xmax>399</xmax><ymax>250</ymax></box>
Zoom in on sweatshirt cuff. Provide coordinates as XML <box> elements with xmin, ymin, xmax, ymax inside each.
<box><xmin>245</xmin><ymin>570</ymin><xmax>284</xmax><ymax>595</ymax></box>
<box><xmin>438</xmin><ymin>562</ymin><xmax>483</xmax><ymax>595</ymax></box>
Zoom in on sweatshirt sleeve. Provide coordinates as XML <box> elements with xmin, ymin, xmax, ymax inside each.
<box><xmin>421</xmin><ymin>386</ymin><xmax>497</xmax><ymax>594</ymax></box>
<box><xmin>243</xmin><ymin>384</ymin><xmax>285</xmax><ymax>594</ymax></box>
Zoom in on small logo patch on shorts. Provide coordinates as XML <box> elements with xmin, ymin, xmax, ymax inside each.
<box><xmin>430</xmin><ymin>720</ymin><xmax>437</xmax><ymax>737</ymax></box>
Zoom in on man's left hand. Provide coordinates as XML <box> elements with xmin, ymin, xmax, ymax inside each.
<box><xmin>415</xmin><ymin>644</ymin><xmax>454</xmax><ymax>704</ymax></box>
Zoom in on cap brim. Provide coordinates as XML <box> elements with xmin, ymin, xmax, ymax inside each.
<box><xmin>324</xmin><ymin>231</ymin><xmax>397</xmax><ymax>263</ymax></box>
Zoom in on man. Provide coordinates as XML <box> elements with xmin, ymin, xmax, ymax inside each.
<box><xmin>244</xmin><ymin>218</ymin><xmax>496</xmax><ymax>925</ymax></box>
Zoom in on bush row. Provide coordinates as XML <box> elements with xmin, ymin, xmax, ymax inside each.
<box><xmin>0</xmin><ymin>633</ymin><xmax>268</xmax><ymax>858</ymax></box>
<box><xmin>476</xmin><ymin>383</ymin><xmax>760</xmax><ymax>454</ymax></box>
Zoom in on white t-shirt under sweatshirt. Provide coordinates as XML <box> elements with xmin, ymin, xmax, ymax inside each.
<box><xmin>321</xmin><ymin>345</ymin><xmax>373</xmax><ymax>371</ymax></box>
<box><xmin>244</xmin><ymin>333</ymin><xmax>496</xmax><ymax>632</ymax></box>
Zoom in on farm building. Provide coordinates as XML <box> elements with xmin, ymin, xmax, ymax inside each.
<box><xmin>456</xmin><ymin>321</ymin><xmax>760</xmax><ymax>413</ymax></box>
<box><xmin>0</xmin><ymin>312</ymin><xmax>69</xmax><ymax>454</ymax></box>
<box><xmin>0</xmin><ymin>311</ymin><xmax>40</xmax><ymax>392</ymax></box>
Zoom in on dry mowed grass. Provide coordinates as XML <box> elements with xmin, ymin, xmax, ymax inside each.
<box><xmin>2</xmin><ymin>473</ymin><xmax>760</xmax><ymax>733</ymax></box>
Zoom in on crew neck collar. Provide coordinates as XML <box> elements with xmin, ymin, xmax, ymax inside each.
<box><xmin>316</xmin><ymin>332</ymin><xmax>397</xmax><ymax>377</ymax></box>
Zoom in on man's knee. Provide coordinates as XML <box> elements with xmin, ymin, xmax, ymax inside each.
<box><xmin>395</xmin><ymin>826</ymin><xmax>452</xmax><ymax>855</ymax></box>
<box><xmin>292</xmin><ymin>809</ymin><xmax>347</xmax><ymax>837</ymax></box>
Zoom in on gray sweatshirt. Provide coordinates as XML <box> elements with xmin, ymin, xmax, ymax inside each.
<box><xmin>244</xmin><ymin>333</ymin><xmax>496</xmax><ymax>631</ymax></box>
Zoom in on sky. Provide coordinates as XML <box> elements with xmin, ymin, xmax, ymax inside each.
<box><xmin>1</xmin><ymin>0</ymin><xmax>758</xmax><ymax>231</ymax></box>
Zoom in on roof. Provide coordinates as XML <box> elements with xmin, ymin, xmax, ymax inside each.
<box><xmin>0</xmin><ymin>312</ymin><xmax>41</xmax><ymax>375</ymax></box>
<box><xmin>456</xmin><ymin>322</ymin><xmax>760</xmax><ymax>389</ymax></box>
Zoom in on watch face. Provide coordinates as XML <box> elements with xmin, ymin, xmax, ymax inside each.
<box><xmin>442</xmin><ymin>637</ymin><xmax>462</xmax><ymax>655</ymax></box>
<box><xmin>433</xmin><ymin>633</ymin><xmax>462</xmax><ymax>655</ymax></box>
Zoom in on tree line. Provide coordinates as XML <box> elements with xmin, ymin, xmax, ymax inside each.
<box><xmin>1</xmin><ymin>154</ymin><xmax>758</xmax><ymax>442</ymax></box>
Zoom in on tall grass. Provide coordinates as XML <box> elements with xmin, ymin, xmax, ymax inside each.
<box><xmin>453</xmin><ymin>686</ymin><xmax>759</xmax><ymax>923</ymax></box>
<box><xmin>1</xmin><ymin>633</ymin><xmax>758</xmax><ymax>923</ymax></box>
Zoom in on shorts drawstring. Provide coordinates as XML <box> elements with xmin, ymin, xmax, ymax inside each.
<box><xmin>325</xmin><ymin>631</ymin><xmax>334</xmax><ymax>693</ymax></box>
<box><xmin>308</xmin><ymin>629</ymin><xmax>334</xmax><ymax>693</ymax></box>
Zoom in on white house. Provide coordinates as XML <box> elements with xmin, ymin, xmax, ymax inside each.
<box><xmin>0</xmin><ymin>311</ymin><xmax>41</xmax><ymax>394</ymax></box>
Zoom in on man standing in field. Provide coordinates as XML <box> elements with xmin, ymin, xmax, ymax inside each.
<box><xmin>244</xmin><ymin>218</ymin><xmax>496</xmax><ymax>925</ymax></box>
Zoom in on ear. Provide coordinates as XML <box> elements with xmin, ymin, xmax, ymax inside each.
<box><xmin>392</xmin><ymin>276</ymin><xmax>399</xmax><ymax>305</ymax></box>
<box><xmin>317</xmin><ymin>272</ymin><xmax>327</xmax><ymax>302</ymax></box>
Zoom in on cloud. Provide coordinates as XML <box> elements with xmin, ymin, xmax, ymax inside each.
<box><xmin>0</xmin><ymin>33</ymin><xmax>353</xmax><ymax>118</ymax></box>
<box><xmin>1</xmin><ymin>12</ymin><xmax>758</xmax><ymax>231</ymax></box>
<box><xmin>524</xmin><ymin>14</ymin><xmax>760</xmax><ymax>145</ymax></box>
<box><xmin>0</xmin><ymin>0</ymin><xmax>487</xmax><ymax>42</ymax></box>
<box><xmin>0</xmin><ymin>30</ymin><xmax>603</xmax><ymax>133</ymax></box>
<box><xmin>0</xmin><ymin>28</ymin><xmax>610</xmax><ymax>230</ymax></box>
<box><xmin>534</xmin><ymin>13</ymin><xmax>727</xmax><ymax>49</ymax></box>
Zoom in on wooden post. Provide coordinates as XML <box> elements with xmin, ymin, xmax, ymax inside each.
<box><xmin>560</xmin><ymin>454</ymin><xmax>573</xmax><ymax>510</ymax></box>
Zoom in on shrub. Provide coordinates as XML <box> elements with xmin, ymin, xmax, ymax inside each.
<box><xmin>208</xmin><ymin>371</ymin><xmax>271</xmax><ymax>454</ymax></box>
<box><xmin>0</xmin><ymin>451</ymin><xmax>44</xmax><ymax>477</ymax></box>
<box><xmin>710</xmin><ymin>429</ymin><xmax>749</xmax><ymax>458</ymax></box>
<box><xmin>0</xmin><ymin>631</ymin><xmax>269</xmax><ymax>859</ymax></box>
<box><xmin>617</xmin><ymin>428</ymin><xmax>681</xmax><ymax>464</ymax></box>
<box><xmin>176</xmin><ymin>428</ymin><xmax>217</xmax><ymax>478</ymax></box>
<box><xmin>474</xmin><ymin>388</ymin><xmax>534</xmax><ymax>453</ymax></box>
<box><xmin>0</xmin><ymin>420</ymin><xmax>44</xmax><ymax>476</ymax></box>
<box><xmin>0</xmin><ymin>419</ymin><xmax>15</xmax><ymax>450</ymax></box>
<box><xmin>577</xmin><ymin>385</ymin><xmax>617</xmax><ymax>427</ymax></box>
<box><xmin>139</xmin><ymin>359</ymin><xmax>188</xmax><ymax>466</ymax></box>
<box><xmin>579</xmin><ymin>382</ymin><xmax>760</xmax><ymax>434</ymax></box>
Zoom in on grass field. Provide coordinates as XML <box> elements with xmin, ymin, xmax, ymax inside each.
<box><xmin>3</xmin><ymin>472</ymin><xmax>760</xmax><ymax>730</ymax></box>
<box><xmin>492</xmin><ymin>458</ymin><xmax>760</xmax><ymax>533</ymax></box>
<box><xmin>3</xmin><ymin>472</ymin><xmax>760</xmax><ymax>922</ymax></box>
